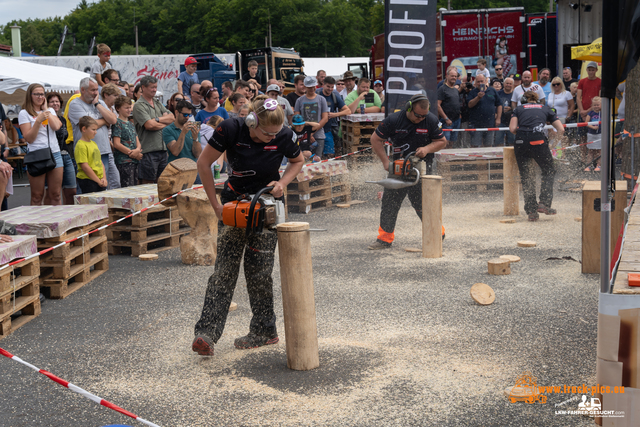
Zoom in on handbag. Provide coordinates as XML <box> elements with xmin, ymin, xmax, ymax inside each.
<box><xmin>24</xmin><ymin>123</ymin><xmax>56</xmax><ymax>177</ymax></box>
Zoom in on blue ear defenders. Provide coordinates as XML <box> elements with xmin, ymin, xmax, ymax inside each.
<box><xmin>405</xmin><ymin>94</ymin><xmax>429</xmax><ymax>112</ymax></box>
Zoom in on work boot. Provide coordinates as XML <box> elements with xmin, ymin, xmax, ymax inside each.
<box><xmin>368</xmin><ymin>240</ymin><xmax>392</xmax><ymax>250</ymax></box>
<box><xmin>528</xmin><ymin>212</ymin><xmax>539</xmax><ymax>222</ymax></box>
<box><xmin>234</xmin><ymin>332</ymin><xmax>279</xmax><ymax>349</ymax></box>
<box><xmin>192</xmin><ymin>335</ymin><xmax>215</xmax><ymax>356</ymax></box>
<box><xmin>537</xmin><ymin>203</ymin><xmax>557</xmax><ymax>215</ymax></box>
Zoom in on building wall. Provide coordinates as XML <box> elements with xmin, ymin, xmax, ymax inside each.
<box><xmin>556</xmin><ymin>0</ymin><xmax>603</xmax><ymax>72</ymax></box>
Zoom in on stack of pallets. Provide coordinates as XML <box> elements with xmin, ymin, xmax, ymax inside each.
<box><xmin>38</xmin><ymin>219</ymin><xmax>110</xmax><ymax>299</ymax></box>
<box><xmin>287</xmin><ymin>174</ymin><xmax>351</xmax><ymax>214</ymax></box>
<box><xmin>107</xmin><ymin>205</ymin><xmax>190</xmax><ymax>256</ymax></box>
<box><xmin>0</xmin><ymin>255</ymin><xmax>40</xmax><ymax>339</ymax></box>
<box><xmin>436</xmin><ymin>158</ymin><xmax>504</xmax><ymax>193</ymax></box>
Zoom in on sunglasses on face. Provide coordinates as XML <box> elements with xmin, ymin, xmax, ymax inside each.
<box><xmin>412</xmin><ymin>111</ymin><xmax>428</xmax><ymax>119</ymax></box>
<box><xmin>552</xmin><ymin>83</ymin><xmax>561</xmax><ymax>87</ymax></box>
<box><xmin>182</xmin><ymin>113</ymin><xmax>192</xmax><ymax>118</ymax></box>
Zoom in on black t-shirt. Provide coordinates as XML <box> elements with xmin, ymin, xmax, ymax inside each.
<box><xmin>563</xmin><ymin>78</ymin><xmax>578</xmax><ymax>87</ymax></box>
<box><xmin>467</xmin><ymin>86</ymin><xmax>501</xmax><ymax>127</ymax></box>
<box><xmin>294</xmin><ymin>125</ymin><xmax>314</xmax><ymax>151</ymax></box>
<box><xmin>208</xmin><ymin>117</ymin><xmax>301</xmax><ymax>197</ymax></box>
<box><xmin>242</xmin><ymin>72</ymin><xmax>264</xmax><ymax>88</ymax></box>
<box><xmin>513</xmin><ymin>103</ymin><xmax>558</xmax><ymax>133</ymax></box>
<box><xmin>375</xmin><ymin>111</ymin><xmax>445</xmax><ymax>162</ymax></box>
<box><xmin>498</xmin><ymin>90</ymin><xmax>514</xmax><ymax>125</ymax></box>
<box><xmin>437</xmin><ymin>83</ymin><xmax>461</xmax><ymax>121</ymax></box>
<box><xmin>285</xmin><ymin>92</ymin><xmax>301</xmax><ymax>109</ymax></box>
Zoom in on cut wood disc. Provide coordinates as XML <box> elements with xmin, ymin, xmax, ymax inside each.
<box><xmin>139</xmin><ymin>254</ymin><xmax>158</xmax><ymax>261</ymax></box>
<box><xmin>470</xmin><ymin>283</ymin><xmax>495</xmax><ymax>305</ymax></box>
<box><xmin>500</xmin><ymin>255</ymin><xmax>521</xmax><ymax>263</ymax></box>
<box><xmin>500</xmin><ymin>219</ymin><xmax>516</xmax><ymax>224</ymax></box>
<box><xmin>574</xmin><ymin>217</ymin><xmax>582</xmax><ymax>222</ymax></box>
<box><xmin>488</xmin><ymin>258</ymin><xmax>511</xmax><ymax>275</ymax></box>
<box><xmin>229</xmin><ymin>302</ymin><xmax>238</xmax><ymax>312</ymax></box>
<box><xmin>336</xmin><ymin>204</ymin><xmax>351</xmax><ymax>208</ymax></box>
<box><xmin>404</xmin><ymin>247</ymin><xmax>422</xmax><ymax>253</ymax></box>
<box><xmin>517</xmin><ymin>240</ymin><xmax>537</xmax><ymax>248</ymax></box>
<box><xmin>504</xmin><ymin>386</ymin><xmax>528</xmax><ymax>398</ymax></box>
<box><xmin>349</xmin><ymin>200</ymin><xmax>365</xmax><ymax>205</ymax></box>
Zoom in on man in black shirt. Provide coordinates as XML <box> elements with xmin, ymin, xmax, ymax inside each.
<box><xmin>285</xmin><ymin>75</ymin><xmax>306</xmax><ymax>109</ymax></box>
<box><xmin>437</xmin><ymin>66</ymin><xmax>464</xmax><ymax>147</ymax></box>
<box><xmin>368</xmin><ymin>94</ymin><xmax>447</xmax><ymax>250</ymax></box>
<box><xmin>562</xmin><ymin>67</ymin><xmax>578</xmax><ymax>88</ymax></box>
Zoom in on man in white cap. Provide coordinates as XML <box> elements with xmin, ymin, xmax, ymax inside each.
<box><xmin>294</xmin><ymin>76</ymin><xmax>329</xmax><ymax>158</ymax></box>
<box><xmin>266</xmin><ymin>83</ymin><xmax>293</xmax><ymax>126</ymax></box>
<box><xmin>373</xmin><ymin>79</ymin><xmax>385</xmax><ymax>104</ymax></box>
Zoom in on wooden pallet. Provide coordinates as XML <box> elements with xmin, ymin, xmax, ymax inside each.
<box><xmin>107</xmin><ymin>220</ymin><xmax>184</xmax><ymax>242</ymax></box>
<box><xmin>108</xmin><ymin>228</ymin><xmax>190</xmax><ymax>257</ymax></box>
<box><xmin>437</xmin><ymin>159</ymin><xmax>504</xmax><ymax>193</ymax></box>
<box><xmin>39</xmin><ymin>251</ymin><xmax>109</xmax><ymax>299</ymax></box>
<box><xmin>39</xmin><ymin>234</ymin><xmax>107</xmax><ymax>279</ymax></box>
<box><xmin>0</xmin><ymin>257</ymin><xmax>41</xmax><ymax>339</ymax></box>
<box><xmin>330</xmin><ymin>175</ymin><xmax>351</xmax><ymax>204</ymax></box>
<box><xmin>37</xmin><ymin>218</ymin><xmax>110</xmax><ymax>245</ymax></box>
<box><xmin>341</xmin><ymin>120</ymin><xmax>380</xmax><ymax>137</ymax></box>
<box><xmin>108</xmin><ymin>204</ymin><xmax>180</xmax><ymax>228</ymax></box>
<box><xmin>287</xmin><ymin>174</ymin><xmax>351</xmax><ymax>213</ymax></box>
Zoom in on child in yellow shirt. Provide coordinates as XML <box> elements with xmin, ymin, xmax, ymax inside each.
<box><xmin>74</xmin><ymin>116</ymin><xmax>107</xmax><ymax>193</ymax></box>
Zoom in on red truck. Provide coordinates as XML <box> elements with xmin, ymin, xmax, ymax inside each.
<box><xmin>371</xmin><ymin>7</ymin><xmax>531</xmax><ymax>82</ymax></box>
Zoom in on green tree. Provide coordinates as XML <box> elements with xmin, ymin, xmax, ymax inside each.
<box><xmin>114</xmin><ymin>43</ymin><xmax>150</xmax><ymax>55</ymax></box>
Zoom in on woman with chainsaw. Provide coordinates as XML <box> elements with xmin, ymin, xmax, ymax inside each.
<box><xmin>192</xmin><ymin>95</ymin><xmax>304</xmax><ymax>357</ymax></box>
<box><xmin>509</xmin><ymin>91</ymin><xmax>564</xmax><ymax>222</ymax></box>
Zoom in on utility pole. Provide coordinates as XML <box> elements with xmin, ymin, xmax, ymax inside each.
<box><xmin>134</xmin><ymin>7</ymin><xmax>139</xmax><ymax>55</ymax></box>
<box><xmin>268</xmin><ymin>10</ymin><xmax>272</xmax><ymax>47</ymax></box>
<box><xmin>549</xmin><ymin>0</ymin><xmax>554</xmax><ymax>12</ymax></box>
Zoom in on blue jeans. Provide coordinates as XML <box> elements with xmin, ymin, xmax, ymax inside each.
<box><xmin>101</xmin><ymin>154</ymin><xmax>110</xmax><ymax>181</ymax></box>
<box><xmin>442</xmin><ymin>117</ymin><xmax>461</xmax><ymax>143</ymax></box>
<box><xmin>323</xmin><ymin>131</ymin><xmax>334</xmax><ymax>155</ymax></box>
<box><xmin>470</xmin><ymin>130</ymin><xmax>495</xmax><ymax>147</ymax></box>
<box><xmin>61</xmin><ymin>152</ymin><xmax>76</xmax><ymax>189</ymax></box>
<box><xmin>494</xmin><ymin>130</ymin><xmax>515</xmax><ymax>146</ymax></box>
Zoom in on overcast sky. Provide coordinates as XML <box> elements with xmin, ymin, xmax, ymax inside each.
<box><xmin>2</xmin><ymin>0</ymin><xmax>83</xmax><ymax>25</ymax></box>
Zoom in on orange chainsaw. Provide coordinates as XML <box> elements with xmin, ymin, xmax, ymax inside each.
<box><xmin>367</xmin><ymin>151</ymin><xmax>421</xmax><ymax>189</ymax></box>
<box><xmin>222</xmin><ymin>187</ymin><xmax>286</xmax><ymax>235</ymax></box>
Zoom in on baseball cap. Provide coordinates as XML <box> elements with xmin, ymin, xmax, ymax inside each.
<box><xmin>185</xmin><ymin>57</ymin><xmax>198</xmax><ymax>66</ymax></box>
<box><xmin>266</xmin><ymin>84</ymin><xmax>281</xmax><ymax>93</ymax></box>
<box><xmin>374</xmin><ymin>80</ymin><xmax>383</xmax><ymax>86</ymax></box>
<box><xmin>304</xmin><ymin>76</ymin><xmax>317</xmax><ymax>87</ymax></box>
<box><xmin>513</xmin><ymin>73</ymin><xmax>522</xmax><ymax>80</ymax></box>
<box><xmin>587</xmin><ymin>61</ymin><xmax>598</xmax><ymax>69</ymax></box>
<box><xmin>292</xmin><ymin>114</ymin><xmax>305</xmax><ymax>126</ymax></box>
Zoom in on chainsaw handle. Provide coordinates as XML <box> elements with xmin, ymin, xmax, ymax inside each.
<box><xmin>402</xmin><ymin>151</ymin><xmax>416</xmax><ymax>180</ymax></box>
<box><xmin>246</xmin><ymin>187</ymin><xmax>274</xmax><ymax>236</ymax></box>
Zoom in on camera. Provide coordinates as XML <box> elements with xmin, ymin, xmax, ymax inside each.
<box><xmin>465</xmin><ymin>82</ymin><xmax>473</xmax><ymax>90</ymax></box>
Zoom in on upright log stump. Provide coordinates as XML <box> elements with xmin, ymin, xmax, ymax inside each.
<box><xmin>503</xmin><ymin>147</ymin><xmax>520</xmax><ymax>216</ymax></box>
<box><xmin>277</xmin><ymin>222</ymin><xmax>319</xmax><ymax>371</ymax></box>
<box><xmin>422</xmin><ymin>175</ymin><xmax>442</xmax><ymax>258</ymax></box>
<box><xmin>157</xmin><ymin>158</ymin><xmax>198</xmax><ymax>207</ymax></box>
<box><xmin>176</xmin><ymin>189</ymin><xmax>218</xmax><ymax>266</ymax></box>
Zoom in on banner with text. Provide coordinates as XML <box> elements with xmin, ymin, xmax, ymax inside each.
<box><xmin>384</xmin><ymin>0</ymin><xmax>438</xmax><ymax>115</ymax></box>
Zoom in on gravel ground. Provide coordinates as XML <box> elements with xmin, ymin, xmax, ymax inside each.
<box><xmin>0</xmin><ymin>172</ymin><xmax>599</xmax><ymax>427</ymax></box>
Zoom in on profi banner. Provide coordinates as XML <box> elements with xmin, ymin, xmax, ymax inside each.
<box><xmin>383</xmin><ymin>0</ymin><xmax>438</xmax><ymax>115</ymax></box>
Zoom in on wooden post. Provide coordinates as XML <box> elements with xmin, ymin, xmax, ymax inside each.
<box><xmin>422</xmin><ymin>175</ymin><xmax>442</xmax><ymax>258</ymax></box>
<box><xmin>276</xmin><ymin>222</ymin><xmax>319</xmax><ymax>371</ymax></box>
<box><xmin>503</xmin><ymin>147</ymin><xmax>519</xmax><ymax>216</ymax></box>
<box><xmin>582</xmin><ymin>180</ymin><xmax>627</xmax><ymax>274</ymax></box>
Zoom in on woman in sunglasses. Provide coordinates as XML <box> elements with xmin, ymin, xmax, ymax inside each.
<box><xmin>192</xmin><ymin>95</ymin><xmax>304</xmax><ymax>357</ymax></box>
<box><xmin>546</xmin><ymin>77</ymin><xmax>574</xmax><ymax>148</ymax></box>
<box><xmin>246</xmin><ymin>82</ymin><xmax>258</xmax><ymax>102</ymax></box>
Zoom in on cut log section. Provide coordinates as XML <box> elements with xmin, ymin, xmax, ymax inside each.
<box><xmin>157</xmin><ymin>158</ymin><xmax>198</xmax><ymax>207</ymax></box>
<box><xmin>335</xmin><ymin>204</ymin><xmax>350</xmax><ymax>208</ymax></box>
<box><xmin>470</xmin><ymin>283</ymin><xmax>496</xmax><ymax>305</ymax></box>
<box><xmin>517</xmin><ymin>240</ymin><xmax>537</xmax><ymax>248</ymax></box>
<box><xmin>488</xmin><ymin>258</ymin><xmax>511</xmax><ymax>275</ymax></box>
<box><xmin>139</xmin><ymin>254</ymin><xmax>158</xmax><ymax>261</ymax></box>
<box><xmin>404</xmin><ymin>247</ymin><xmax>422</xmax><ymax>253</ymax></box>
<box><xmin>500</xmin><ymin>219</ymin><xmax>516</xmax><ymax>224</ymax></box>
<box><xmin>500</xmin><ymin>255</ymin><xmax>520</xmax><ymax>263</ymax></box>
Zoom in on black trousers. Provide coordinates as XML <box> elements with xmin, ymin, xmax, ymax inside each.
<box><xmin>194</xmin><ymin>223</ymin><xmax>278</xmax><ymax>342</ymax></box>
<box><xmin>378</xmin><ymin>184</ymin><xmax>423</xmax><ymax>243</ymax></box>
<box><xmin>513</xmin><ymin>138</ymin><xmax>556</xmax><ymax>214</ymax></box>
<box><xmin>77</xmin><ymin>178</ymin><xmax>105</xmax><ymax>194</ymax></box>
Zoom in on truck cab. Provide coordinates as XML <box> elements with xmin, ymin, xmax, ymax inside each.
<box><xmin>236</xmin><ymin>47</ymin><xmax>303</xmax><ymax>93</ymax></box>
<box><xmin>179</xmin><ymin>53</ymin><xmax>236</xmax><ymax>95</ymax></box>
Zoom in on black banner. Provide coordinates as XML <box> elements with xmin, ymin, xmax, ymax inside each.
<box><xmin>383</xmin><ymin>0</ymin><xmax>438</xmax><ymax>115</ymax></box>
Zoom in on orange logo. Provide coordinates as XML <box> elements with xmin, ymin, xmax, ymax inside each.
<box><xmin>507</xmin><ymin>371</ymin><xmax>547</xmax><ymax>404</ymax></box>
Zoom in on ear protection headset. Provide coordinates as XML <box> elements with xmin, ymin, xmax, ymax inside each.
<box><xmin>520</xmin><ymin>92</ymin><xmax>542</xmax><ymax>105</ymax></box>
<box><xmin>245</xmin><ymin>98</ymin><xmax>279</xmax><ymax>129</ymax></box>
<box><xmin>405</xmin><ymin>94</ymin><xmax>430</xmax><ymax>113</ymax></box>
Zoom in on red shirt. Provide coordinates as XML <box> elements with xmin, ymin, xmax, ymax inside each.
<box><xmin>577</xmin><ymin>77</ymin><xmax>601</xmax><ymax>110</ymax></box>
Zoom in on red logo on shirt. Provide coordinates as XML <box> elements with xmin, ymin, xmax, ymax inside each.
<box><xmin>416</xmin><ymin>129</ymin><xmax>429</xmax><ymax>134</ymax></box>
<box><xmin>264</xmin><ymin>145</ymin><xmax>278</xmax><ymax>150</ymax></box>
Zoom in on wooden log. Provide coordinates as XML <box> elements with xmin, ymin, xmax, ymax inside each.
<box><xmin>421</xmin><ymin>175</ymin><xmax>442</xmax><ymax>258</ymax></box>
<box><xmin>139</xmin><ymin>254</ymin><xmax>158</xmax><ymax>261</ymax></box>
<box><xmin>517</xmin><ymin>240</ymin><xmax>537</xmax><ymax>247</ymax></box>
<box><xmin>157</xmin><ymin>158</ymin><xmax>198</xmax><ymax>207</ymax></box>
<box><xmin>177</xmin><ymin>188</ymin><xmax>218</xmax><ymax>266</ymax></box>
<box><xmin>503</xmin><ymin>147</ymin><xmax>520</xmax><ymax>216</ymax></box>
<box><xmin>470</xmin><ymin>283</ymin><xmax>496</xmax><ymax>305</ymax></box>
<box><xmin>276</xmin><ymin>222</ymin><xmax>319</xmax><ymax>371</ymax></box>
<box><xmin>500</xmin><ymin>255</ymin><xmax>521</xmax><ymax>263</ymax></box>
<box><xmin>488</xmin><ymin>258</ymin><xmax>511</xmax><ymax>275</ymax></box>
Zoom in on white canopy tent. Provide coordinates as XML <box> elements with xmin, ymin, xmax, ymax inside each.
<box><xmin>0</xmin><ymin>56</ymin><xmax>89</xmax><ymax>106</ymax></box>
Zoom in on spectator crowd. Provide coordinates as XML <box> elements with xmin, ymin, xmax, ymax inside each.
<box><xmin>0</xmin><ymin>41</ymin><xmax>627</xmax><ymax>208</ymax></box>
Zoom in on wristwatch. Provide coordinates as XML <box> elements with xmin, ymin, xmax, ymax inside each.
<box><xmin>155</xmin><ymin>117</ymin><xmax>160</xmax><ymax>123</ymax></box>
<box><xmin>94</xmin><ymin>102</ymin><xmax>99</xmax><ymax>107</ymax></box>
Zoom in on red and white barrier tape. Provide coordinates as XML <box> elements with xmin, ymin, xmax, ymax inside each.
<box><xmin>0</xmin><ymin>347</ymin><xmax>161</xmax><ymax>427</ymax></box>
<box><xmin>446</xmin><ymin>118</ymin><xmax>624</xmax><ymax>133</ymax></box>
